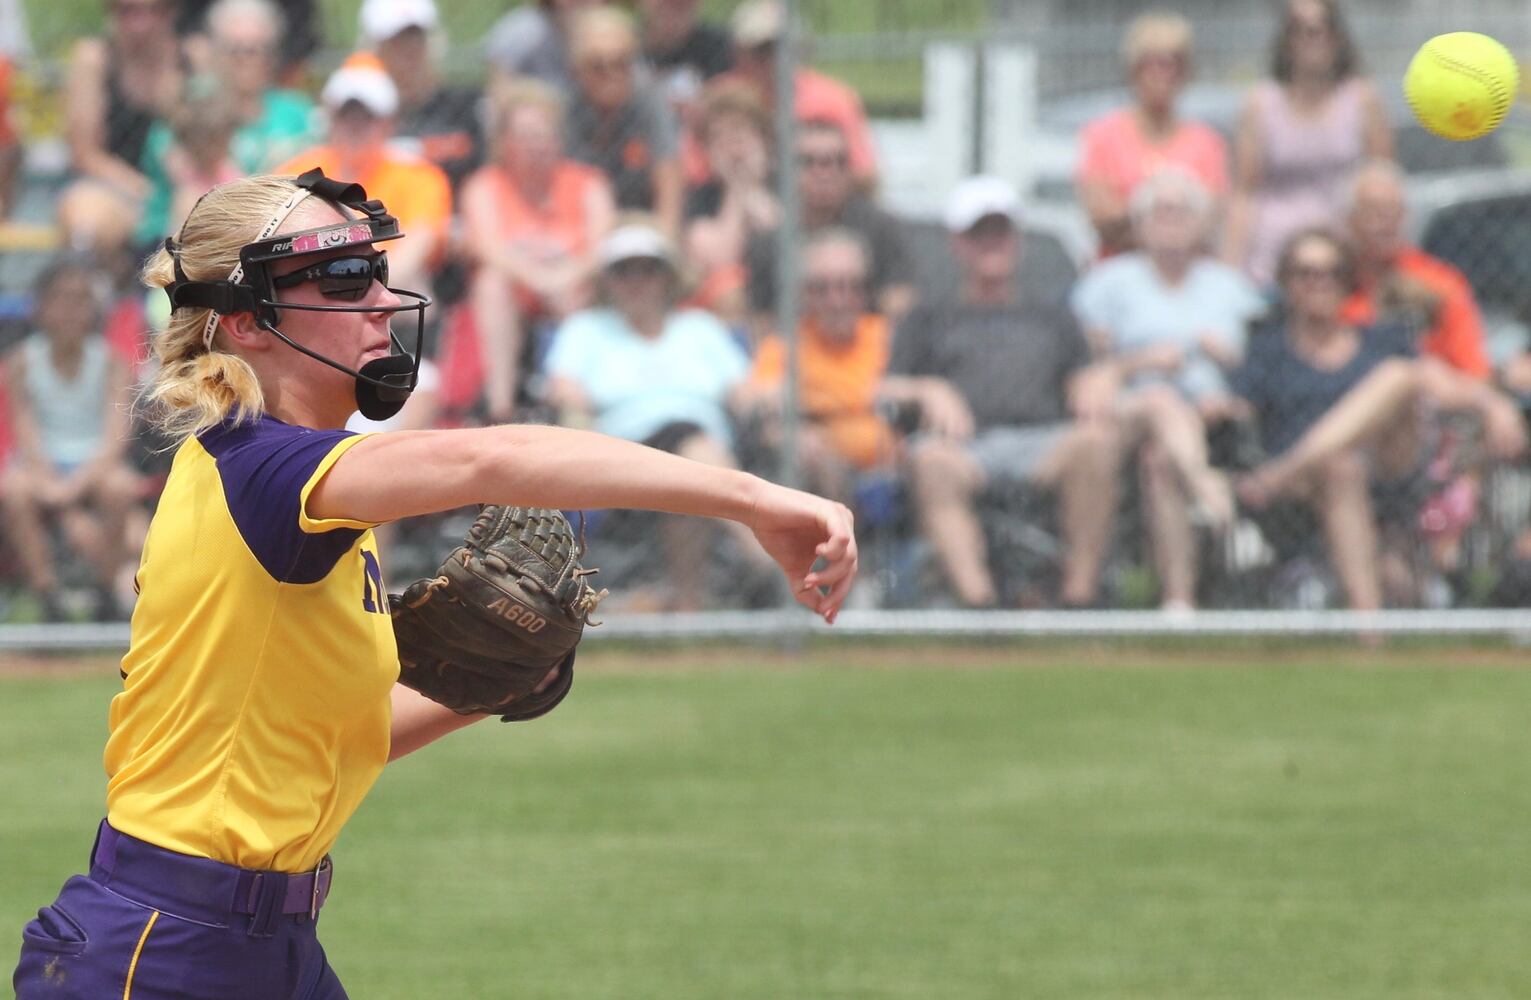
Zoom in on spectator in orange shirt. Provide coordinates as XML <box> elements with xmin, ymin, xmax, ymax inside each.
<box><xmin>740</xmin><ymin>228</ymin><xmax>894</xmax><ymax>504</ymax></box>
<box><xmin>1076</xmin><ymin>11</ymin><xmax>1228</xmax><ymax>257</ymax></box>
<box><xmin>460</xmin><ymin>78</ymin><xmax>617</xmax><ymax>423</ymax></box>
<box><xmin>1341</xmin><ymin>159</ymin><xmax>1491</xmax><ymax>379</ymax></box>
<box><xmin>681</xmin><ymin>0</ymin><xmax>877</xmax><ymax>188</ymax></box>
<box><xmin>275</xmin><ymin>55</ymin><xmax>451</xmax><ymax>301</ymax></box>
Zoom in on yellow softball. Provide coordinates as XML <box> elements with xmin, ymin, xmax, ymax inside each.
<box><xmin>1404</xmin><ymin>32</ymin><xmax>1519</xmax><ymax>141</ymax></box>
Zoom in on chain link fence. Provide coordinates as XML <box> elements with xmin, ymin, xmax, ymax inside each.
<box><xmin>0</xmin><ymin>0</ymin><xmax>1529</xmax><ymax>638</ymax></box>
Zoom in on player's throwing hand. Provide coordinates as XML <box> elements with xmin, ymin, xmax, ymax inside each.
<box><xmin>745</xmin><ymin>481</ymin><xmax>858</xmax><ymax>624</ymax></box>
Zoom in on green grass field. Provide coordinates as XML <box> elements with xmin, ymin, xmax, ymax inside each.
<box><xmin>6</xmin><ymin>643</ymin><xmax>1531</xmax><ymax>999</ymax></box>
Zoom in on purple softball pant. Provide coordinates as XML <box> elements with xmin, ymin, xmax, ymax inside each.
<box><xmin>14</xmin><ymin>821</ymin><xmax>347</xmax><ymax>999</ymax></box>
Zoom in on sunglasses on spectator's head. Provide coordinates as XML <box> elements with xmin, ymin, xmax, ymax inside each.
<box><xmin>271</xmin><ymin>253</ymin><xmax>390</xmax><ymax>302</ymax></box>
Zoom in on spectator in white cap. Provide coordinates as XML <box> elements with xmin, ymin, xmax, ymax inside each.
<box><xmin>679</xmin><ymin>0</ymin><xmax>876</xmax><ymax>187</ymax></box>
<box><xmin>543</xmin><ymin>218</ymin><xmax>773</xmax><ymax>610</ymax></box>
<box><xmin>880</xmin><ymin>175</ymin><xmax>1125</xmax><ymax>608</ymax></box>
<box><xmin>274</xmin><ymin>53</ymin><xmax>451</xmax><ymax>320</ymax></box>
<box><xmin>361</xmin><ymin>0</ymin><xmax>483</xmax><ymax>191</ymax></box>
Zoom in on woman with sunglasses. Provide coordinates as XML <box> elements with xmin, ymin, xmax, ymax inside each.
<box><xmin>13</xmin><ymin>173</ymin><xmax>856</xmax><ymax>999</ymax></box>
<box><xmin>1223</xmin><ymin>0</ymin><xmax>1391</xmax><ymax>286</ymax></box>
<box><xmin>1230</xmin><ymin>229</ymin><xmax>1521</xmax><ymax>610</ymax></box>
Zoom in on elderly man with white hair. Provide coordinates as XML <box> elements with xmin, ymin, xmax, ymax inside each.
<box><xmin>1071</xmin><ymin>168</ymin><xmax>1264</xmax><ymax>608</ymax></box>
<box><xmin>1339</xmin><ymin>158</ymin><xmax>1492</xmax><ymax>379</ymax></box>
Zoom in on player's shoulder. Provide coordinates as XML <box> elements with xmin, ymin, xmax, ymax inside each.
<box><xmin>197</xmin><ymin>413</ymin><xmax>351</xmax><ymax>463</ymax></box>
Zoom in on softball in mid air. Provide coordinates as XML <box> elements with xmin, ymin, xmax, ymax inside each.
<box><xmin>1404</xmin><ymin>32</ymin><xmax>1519</xmax><ymax>141</ymax></box>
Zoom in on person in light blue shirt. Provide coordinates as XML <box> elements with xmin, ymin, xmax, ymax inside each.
<box><xmin>544</xmin><ymin>220</ymin><xmax>765</xmax><ymax>609</ymax></box>
<box><xmin>1070</xmin><ymin>168</ymin><xmax>1264</xmax><ymax>610</ymax></box>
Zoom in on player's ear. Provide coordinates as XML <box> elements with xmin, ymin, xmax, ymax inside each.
<box><xmin>218</xmin><ymin>311</ymin><xmax>271</xmax><ymax>352</ymax></box>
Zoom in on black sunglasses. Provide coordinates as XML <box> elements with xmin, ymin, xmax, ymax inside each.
<box><xmin>270</xmin><ymin>253</ymin><xmax>389</xmax><ymax>302</ymax></box>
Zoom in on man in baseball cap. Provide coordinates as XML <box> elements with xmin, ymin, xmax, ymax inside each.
<box><xmin>360</xmin><ymin>0</ymin><xmax>484</xmax><ymax>191</ymax></box>
<box><xmin>878</xmin><ymin>174</ymin><xmax>1124</xmax><ymax>609</ymax></box>
<box><xmin>942</xmin><ymin>174</ymin><xmax>1023</xmax><ymax>235</ymax></box>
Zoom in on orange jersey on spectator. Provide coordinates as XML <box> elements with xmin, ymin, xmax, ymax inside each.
<box><xmin>274</xmin><ymin>146</ymin><xmax>452</xmax><ymax>258</ymax></box>
<box><xmin>751</xmin><ymin>314</ymin><xmax>894</xmax><ymax>469</ymax></box>
<box><xmin>1341</xmin><ymin>246</ymin><xmax>1491</xmax><ymax>379</ymax></box>
<box><xmin>683</xmin><ymin>68</ymin><xmax>878</xmax><ymax>186</ymax></box>
<box><xmin>459</xmin><ymin>160</ymin><xmax>608</xmax><ymax>310</ymax></box>
<box><xmin>1076</xmin><ymin>109</ymin><xmax>1229</xmax><ymax>203</ymax></box>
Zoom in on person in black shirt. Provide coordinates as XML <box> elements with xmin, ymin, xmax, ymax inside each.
<box><xmin>1233</xmin><ymin>228</ymin><xmax>1525</xmax><ymax>609</ymax></box>
<box><xmin>564</xmin><ymin>7</ymin><xmax>683</xmax><ymax>237</ymax></box>
<box><xmin>361</xmin><ymin>0</ymin><xmax>483</xmax><ymax>192</ymax></box>
<box><xmin>639</xmin><ymin>0</ymin><xmax>733</xmax><ymax>115</ymax></box>
<box><xmin>683</xmin><ymin>81</ymin><xmax>777</xmax><ymax>322</ymax></box>
<box><xmin>746</xmin><ymin>120</ymin><xmax>915</xmax><ymax>340</ymax></box>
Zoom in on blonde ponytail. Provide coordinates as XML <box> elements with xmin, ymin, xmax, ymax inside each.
<box><xmin>138</xmin><ymin>174</ymin><xmax>310</xmax><ymax>442</ymax></box>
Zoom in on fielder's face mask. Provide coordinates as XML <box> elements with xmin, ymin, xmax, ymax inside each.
<box><xmin>162</xmin><ymin>168</ymin><xmax>432</xmax><ymax>421</ymax></box>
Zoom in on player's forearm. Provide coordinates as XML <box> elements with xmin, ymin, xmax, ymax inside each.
<box><xmin>387</xmin><ymin>684</ymin><xmax>488</xmax><ymax>761</ymax></box>
<box><xmin>469</xmin><ymin>424</ymin><xmax>760</xmax><ymax>521</ymax></box>
<box><xmin>314</xmin><ymin>424</ymin><xmax>762</xmax><ymax>526</ymax></box>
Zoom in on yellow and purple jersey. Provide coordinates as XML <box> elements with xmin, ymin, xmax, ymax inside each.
<box><xmin>104</xmin><ymin>414</ymin><xmax>398</xmax><ymax>873</ymax></box>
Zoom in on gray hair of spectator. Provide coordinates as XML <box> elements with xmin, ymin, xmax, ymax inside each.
<box><xmin>568</xmin><ymin>5</ymin><xmax>638</xmax><ymax>66</ymax></box>
<box><xmin>1129</xmin><ymin>167</ymin><xmax>1214</xmax><ymax>231</ymax></box>
<box><xmin>802</xmin><ymin>227</ymin><xmax>870</xmax><ymax>278</ymax></box>
<box><xmin>1342</xmin><ymin>158</ymin><xmax>1408</xmax><ymax>215</ymax></box>
<box><xmin>1271</xmin><ymin>0</ymin><xmax>1359</xmax><ymax>84</ymax></box>
<box><xmin>1120</xmin><ymin>11</ymin><xmax>1192</xmax><ymax>70</ymax></box>
<box><xmin>205</xmin><ymin>0</ymin><xmax>285</xmax><ymax>41</ymax></box>
<box><xmin>486</xmin><ymin>75</ymin><xmax>566</xmax><ymax>148</ymax></box>
<box><xmin>138</xmin><ymin>176</ymin><xmax>321</xmax><ymax>442</ymax></box>
<box><xmin>1274</xmin><ymin>225</ymin><xmax>1358</xmax><ymax>294</ymax></box>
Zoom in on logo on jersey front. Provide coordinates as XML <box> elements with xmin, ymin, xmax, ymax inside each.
<box><xmin>361</xmin><ymin>550</ymin><xmax>387</xmax><ymax>614</ymax></box>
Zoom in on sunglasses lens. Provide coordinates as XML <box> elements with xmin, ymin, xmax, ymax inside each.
<box><xmin>316</xmin><ymin>255</ymin><xmax>386</xmax><ymax>301</ymax></box>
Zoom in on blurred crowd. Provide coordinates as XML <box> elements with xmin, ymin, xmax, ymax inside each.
<box><xmin>3</xmin><ymin>0</ymin><xmax>1531</xmax><ymax>619</ymax></box>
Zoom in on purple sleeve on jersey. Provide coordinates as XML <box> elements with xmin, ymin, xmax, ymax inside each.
<box><xmin>198</xmin><ymin>415</ymin><xmax>364</xmax><ymax>584</ymax></box>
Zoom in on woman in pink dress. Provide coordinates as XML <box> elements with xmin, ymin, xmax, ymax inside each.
<box><xmin>1075</xmin><ymin>11</ymin><xmax>1228</xmax><ymax>258</ymax></box>
<box><xmin>1225</xmin><ymin>0</ymin><xmax>1391</xmax><ymax>286</ymax></box>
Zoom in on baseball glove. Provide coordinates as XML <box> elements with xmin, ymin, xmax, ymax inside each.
<box><xmin>389</xmin><ymin>505</ymin><xmax>607</xmax><ymax>722</ymax></box>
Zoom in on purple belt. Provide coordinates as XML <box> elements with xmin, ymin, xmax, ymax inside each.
<box><xmin>90</xmin><ymin>820</ymin><xmax>334</xmax><ymax>932</ymax></box>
